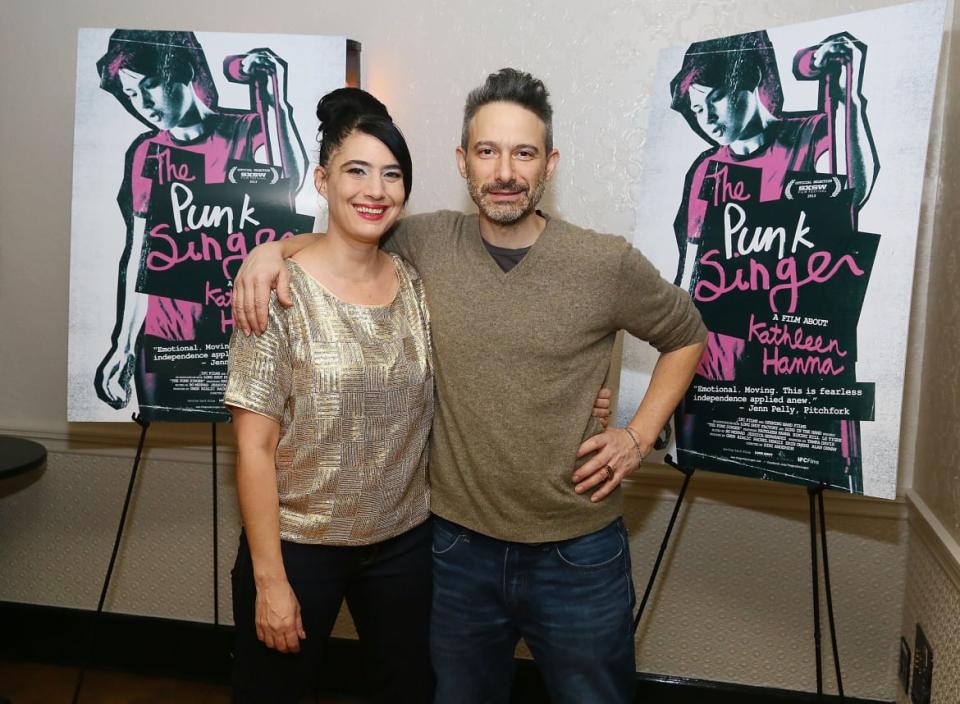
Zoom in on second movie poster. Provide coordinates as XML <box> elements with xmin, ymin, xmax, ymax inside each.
<box><xmin>68</xmin><ymin>29</ymin><xmax>349</xmax><ymax>422</ymax></box>
<box><xmin>620</xmin><ymin>1</ymin><xmax>944</xmax><ymax>499</ymax></box>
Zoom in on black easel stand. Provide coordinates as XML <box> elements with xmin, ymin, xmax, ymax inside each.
<box><xmin>71</xmin><ymin>413</ymin><xmax>150</xmax><ymax>704</ymax></box>
<box><xmin>71</xmin><ymin>416</ymin><xmax>221</xmax><ymax>704</ymax></box>
<box><xmin>625</xmin><ymin>457</ymin><xmax>845</xmax><ymax>697</ymax></box>
<box><xmin>633</xmin><ymin>454</ymin><xmax>695</xmax><ymax>633</ymax></box>
<box><xmin>808</xmin><ymin>482</ymin><xmax>844</xmax><ymax>698</ymax></box>
<box><xmin>212</xmin><ymin>422</ymin><xmax>220</xmax><ymax>628</ymax></box>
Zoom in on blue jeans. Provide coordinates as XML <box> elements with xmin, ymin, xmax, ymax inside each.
<box><xmin>430</xmin><ymin>516</ymin><xmax>636</xmax><ymax>704</ymax></box>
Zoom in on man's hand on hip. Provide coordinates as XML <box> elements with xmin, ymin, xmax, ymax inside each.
<box><xmin>573</xmin><ymin>426</ymin><xmax>649</xmax><ymax>502</ymax></box>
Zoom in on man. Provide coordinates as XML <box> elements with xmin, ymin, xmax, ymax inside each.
<box><xmin>233</xmin><ymin>68</ymin><xmax>706</xmax><ymax>704</ymax></box>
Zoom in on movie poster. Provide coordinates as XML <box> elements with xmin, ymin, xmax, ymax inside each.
<box><xmin>68</xmin><ymin>29</ymin><xmax>347</xmax><ymax>422</ymax></box>
<box><xmin>619</xmin><ymin>1</ymin><xmax>944</xmax><ymax>499</ymax></box>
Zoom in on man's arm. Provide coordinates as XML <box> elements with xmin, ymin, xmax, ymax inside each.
<box><xmin>573</xmin><ymin>339</ymin><xmax>704</xmax><ymax>501</ymax></box>
<box><xmin>232</xmin><ymin>233</ymin><xmax>318</xmax><ymax>335</ymax></box>
<box><xmin>573</xmin><ymin>240</ymin><xmax>707</xmax><ymax>500</ymax></box>
<box><xmin>233</xmin><ymin>213</ymin><xmax>435</xmax><ymax>335</ymax></box>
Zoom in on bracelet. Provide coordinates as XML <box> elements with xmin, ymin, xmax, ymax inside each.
<box><xmin>622</xmin><ymin>426</ymin><xmax>644</xmax><ymax>464</ymax></box>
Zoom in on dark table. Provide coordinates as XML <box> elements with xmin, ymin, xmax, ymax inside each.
<box><xmin>0</xmin><ymin>435</ymin><xmax>47</xmax><ymax>479</ymax></box>
<box><xmin>0</xmin><ymin>435</ymin><xmax>46</xmax><ymax>704</ymax></box>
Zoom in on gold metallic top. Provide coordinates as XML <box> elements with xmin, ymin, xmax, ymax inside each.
<box><xmin>225</xmin><ymin>255</ymin><xmax>433</xmax><ymax>545</ymax></box>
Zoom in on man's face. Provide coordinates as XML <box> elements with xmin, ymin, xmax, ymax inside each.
<box><xmin>687</xmin><ymin>83</ymin><xmax>756</xmax><ymax>145</ymax></box>
<box><xmin>456</xmin><ymin>101</ymin><xmax>559</xmax><ymax>226</ymax></box>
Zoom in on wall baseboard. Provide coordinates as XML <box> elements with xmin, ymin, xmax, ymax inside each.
<box><xmin>0</xmin><ymin>602</ymin><xmax>889</xmax><ymax>703</ymax></box>
<box><xmin>2</xmin><ymin>421</ymin><xmax>907</xmax><ymax>519</ymax></box>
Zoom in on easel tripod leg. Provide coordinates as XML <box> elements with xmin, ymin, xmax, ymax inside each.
<box><xmin>71</xmin><ymin>414</ymin><xmax>151</xmax><ymax>704</ymax></box>
<box><xmin>818</xmin><ymin>488</ymin><xmax>844</xmax><ymax>697</ymax></box>
<box><xmin>212</xmin><ymin>422</ymin><xmax>219</xmax><ymax>628</ymax></box>
<box><xmin>809</xmin><ymin>484</ymin><xmax>823</xmax><ymax>696</ymax></box>
<box><xmin>633</xmin><ymin>456</ymin><xmax>694</xmax><ymax>633</ymax></box>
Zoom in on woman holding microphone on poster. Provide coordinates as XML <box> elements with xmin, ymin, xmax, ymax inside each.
<box><xmin>670</xmin><ymin>30</ymin><xmax>878</xmax><ymax>292</ymax></box>
<box><xmin>669</xmin><ymin>30</ymin><xmax>879</xmax><ymax>492</ymax></box>
<box><xmin>224</xmin><ymin>88</ymin><xmax>434</xmax><ymax>703</ymax></box>
<box><xmin>94</xmin><ymin>30</ymin><xmax>306</xmax><ymax>420</ymax></box>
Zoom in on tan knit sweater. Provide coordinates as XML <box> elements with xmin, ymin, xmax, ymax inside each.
<box><xmin>385</xmin><ymin>210</ymin><xmax>706</xmax><ymax>542</ymax></box>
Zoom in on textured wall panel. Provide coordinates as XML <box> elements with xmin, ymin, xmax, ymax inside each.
<box><xmin>898</xmin><ymin>527</ymin><xmax>960</xmax><ymax>704</ymax></box>
<box><xmin>625</xmin><ymin>492</ymin><xmax>906</xmax><ymax>699</ymax></box>
<box><xmin>913</xmin><ymin>0</ymin><xmax>960</xmax><ymax>546</ymax></box>
<box><xmin>0</xmin><ymin>448</ymin><xmax>238</xmax><ymax>622</ymax></box>
<box><xmin>0</xmin><ymin>444</ymin><xmax>908</xmax><ymax>699</ymax></box>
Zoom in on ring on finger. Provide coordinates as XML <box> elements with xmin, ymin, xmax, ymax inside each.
<box><xmin>603</xmin><ymin>464</ymin><xmax>615</xmax><ymax>482</ymax></box>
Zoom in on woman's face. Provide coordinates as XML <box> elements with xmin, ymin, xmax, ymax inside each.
<box><xmin>315</xmin><ymin>131</ymin><xmax>406</xmax><ymax>243</ymax></box>
<box><xmin>687</xmin><ymin>83</ymin><xmax>757</xmax><ymax>145</ymax></box>
<box><xmin>118</xmin><ymin>68</ymin><xmax>192</xmax><ymax>130</ymax></box>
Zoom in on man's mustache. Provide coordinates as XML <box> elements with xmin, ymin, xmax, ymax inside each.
<box><xmin>481</xmin><ymin>180</ymin><xmax>529</xmax><ymax>195</ymax></box>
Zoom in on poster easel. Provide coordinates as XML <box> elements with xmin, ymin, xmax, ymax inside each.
<box><xmin>71</xmin><ymin>415</ymin><xmax>222</xmax><ymax>704</ymax></box>
<box><xmin>632</xmin><ymin>457</ymin><xmax>845</xmax><ymax>697</ymax></box>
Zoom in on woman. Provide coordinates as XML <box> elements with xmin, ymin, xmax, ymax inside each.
<box><xmin>224</xmin><ymin>88</ymin><xmax>433</xmax><ymax>703</ymax></box>
<box><xmin>95</xmin><ymin>30</ymin><xmax>306</xmax><ymax>419</ymax></box>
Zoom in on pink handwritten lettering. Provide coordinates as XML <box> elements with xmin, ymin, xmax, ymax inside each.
<box><xmin>747</xmin><ymin>314</ymin><xmax>847</xmax><ymax>356</ymax></box>
<box><xmin>146</xmin><ymin>223</ymin><xmax>302</xmax><ymax>282</ymax></box>
<box><xmin>761</xmin><ymin>346</ymin><xmax>845</xmax><ymax>376</ymax></box>
<box><xmin>205</xmin><ymin>280</ymin><xmax>232</xmax><ymax>308</ymax></box>
<box><xmin>220</xmin><ymin>308</ymin><xmax>234</xmax><ymax>335</ymax></box>
<box><xmin>147</xmin><ymin>147</ymin><xmax>196</xmax><ymax>186</ymax></box>
<box><xmin>705</xmin><ymin>164</ymin><xmax>751</xmax><ymax>207</ymax></box>
<box><xmin>694</xmin><ymin>249</ymin><xmax>866</xmax><ymax>314</ymax></box>
<box><xmin>146</xmin><ymin>224</ymin><xmax>224</xmax><ymax>272</ymax></box>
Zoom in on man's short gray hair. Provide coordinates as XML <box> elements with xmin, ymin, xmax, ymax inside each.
<box><xmin>461</xmin><ymin>68</ymin><xmax>553</xmax><ymax>152</ymax></box>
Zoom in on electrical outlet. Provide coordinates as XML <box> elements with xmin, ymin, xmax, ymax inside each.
<box><xmin>899</xmin><ymin>636</ymin><xmax>911</xmax><ymax>694</ymax></box>
<box><xmin>911</xmin><ymin>624</ymin><xmax>933</xmax><ymax>704</ymax></box>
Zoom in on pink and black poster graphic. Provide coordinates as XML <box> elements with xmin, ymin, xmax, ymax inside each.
<box><xmin>68</xmin><ymin>29</ymin><xmax>347</xmax><ymax>422</ymax></box>
<box><xmin>619</xmin><ymin>1</ymin><xmax>944</xmax><ymax>499</ymax></box>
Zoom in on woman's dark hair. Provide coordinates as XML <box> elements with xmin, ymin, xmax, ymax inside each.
<box><xmin>316</xmin><ymin>88</ymin><xmax>413</xmax><ymax>203</ymax></box>
<box><xmin>97</xmin><ymin>30</ymin><xmax>218</xmax><ymax>117</ymax></box>
<box><xmin>670</xmin><ymin>31</ymin><xmax>783</xmax><ymax>124</ymax></box>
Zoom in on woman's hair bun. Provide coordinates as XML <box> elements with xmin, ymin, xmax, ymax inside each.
<box><xmin>316</xmin><ymin>87</ymin><xmax>390</xmax><ymax>130</ymax></box>
<box><xmin>313</xmin><ymin>87</ymin><xmax>413</xmax><ymax>203</ymax></box>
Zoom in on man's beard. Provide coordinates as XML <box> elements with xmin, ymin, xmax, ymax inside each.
<box><xmin>466</xmin><ymin>169</ymin><xmax>546</xmax><ymax>225</ymax></box>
